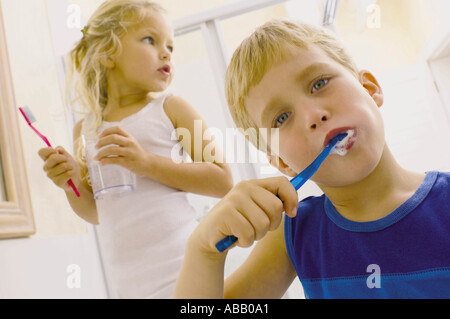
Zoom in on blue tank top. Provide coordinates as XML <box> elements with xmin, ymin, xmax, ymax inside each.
<box><xmin>284</xmin><ymin>171</ymin><xmax>450</xmax><ymax>298</ymax></box>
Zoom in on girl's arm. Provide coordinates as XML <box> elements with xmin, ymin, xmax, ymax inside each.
<box><xmin>141</xmin><ymin>153</ymin><xmax>232</xmax><ymax>198</ymax></box>
<box><xmin>159</xmin><ymin>95</ymin><xmax>234</xmax><ymax>198</ymax></box>
<box><xmin>95</xmin><ymin>96</ymin><xmax>234</xmax><ymax>198</ymax></box>
<box><xmin>39</xmin><ymin>120</ymin><xmax>99</xmax><ymax>225</ymax></box>
<box><xmin>68</xmin><ymin>120</ymin><xmax>98</xmax><ymax>224</ymax></box>
<box><xmin>64</xmin><ymin>120</ymin><xmax>98</xmax><ymax>224</ymax></box>
<box><xmin>64</xmin><ymin>178</ymin><xmax>98</xmax><ymax>225</ymax></box>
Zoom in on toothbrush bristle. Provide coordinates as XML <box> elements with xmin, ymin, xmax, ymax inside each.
<box><xmin>333</xmin><ymin>132</ymin><xmax>348</xmax><ymax>143</ymax></box>
<box><xmin>19</xmin><ymin>105</ymin><xmax>36</xmax><ymax>124</ymax></box>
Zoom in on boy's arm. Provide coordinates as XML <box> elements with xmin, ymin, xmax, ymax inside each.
<box><xmin>176</xmin><ymin>219</ymin><xmax>296</xmax><ymax>299</ymax></box>
<box><xmin>175</xmin><ymin>237</ymin><xmax>228</xmax><ymax>298</ymax></box>
<box><xmin>174</xmin><ymin>177</ymin><xmax>298</xmax><ymax>298</ymax></box>
<box><xmin>224</xmin><ymin>216</ymin><xmax>297</xmax><ymax>298</ymax></box>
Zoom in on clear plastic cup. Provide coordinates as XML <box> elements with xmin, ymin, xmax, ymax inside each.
<box><xmin>83</xmin><ymin>136</ymin><xmax>136</xmax><ymax>200</ymax></box>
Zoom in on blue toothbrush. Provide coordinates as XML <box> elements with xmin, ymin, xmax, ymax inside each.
<box><xmin>215</xmin><ymin>132</ymin><xmax>348</xmax><ymax>252</ymax></box>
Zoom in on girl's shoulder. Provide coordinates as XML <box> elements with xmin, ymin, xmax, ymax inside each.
<box><xmin>162</xmin><ymin>94</ymin><xmax>188</xmax><ymax>113</ymax></box>
<box><xmin>162</xmin><ymin>95</ymin><xmax>202</xmax><ymax>129</ymax></box>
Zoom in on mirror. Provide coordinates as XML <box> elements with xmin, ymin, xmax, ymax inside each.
<box><xmin>0</xmin><ymin>149</ymin><xmax>7</xmax><ymax>201</ymax></box>
<box><xmin>0</xmin><ymin>3</ymin><xmax>35</xmax><ymax>238</ymax></box>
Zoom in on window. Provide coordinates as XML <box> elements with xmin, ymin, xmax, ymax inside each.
<box><xmin>0</xmin><ymin>4</ymin><xmax>35</xmax><ymax>238</ymax></box>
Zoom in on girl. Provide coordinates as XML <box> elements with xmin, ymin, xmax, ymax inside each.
<box><xmin>38</xmin><ymin>0</ymin><xmax>233</xmax><ymax>298</ymax></box>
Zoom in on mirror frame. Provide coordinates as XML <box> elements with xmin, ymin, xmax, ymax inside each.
<box><xmin>0</xmin><ymin>4</ymin><xmax>35</xmax><ymax>238</ymax></box>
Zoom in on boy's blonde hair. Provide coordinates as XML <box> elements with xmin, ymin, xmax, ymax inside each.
<box><xmin>225</xmin><ymin>18</ymin><xmax>359</xmax><ymax>153</ymax></box>
<box><xmin>66</xmin><ymin>0</ymin><xmax>166</xmax><ymax>171</ymax></box>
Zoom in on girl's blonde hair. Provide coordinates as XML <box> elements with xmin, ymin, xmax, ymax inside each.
<box><xmin>66</xmin><ymin>0</ymin><xmax>166</xmax><ymax>172</ymax></box>
<box><xmin>225</xmin><ymin>18</ymin><xmax>359</xmax><ymax>153</ymax></box>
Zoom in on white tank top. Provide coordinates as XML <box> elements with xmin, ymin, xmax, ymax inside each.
<box><xmin>93</xmin><ymin>93</ymin><xmax>198</xmax><ymax>298</ymax></box>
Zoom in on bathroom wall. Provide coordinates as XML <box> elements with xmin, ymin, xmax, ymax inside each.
<box><xmin>335</xmin><ymin>0</ymin><xmax>450</xmax><ymax>172</ymax></box>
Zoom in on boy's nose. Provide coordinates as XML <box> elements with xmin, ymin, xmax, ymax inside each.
<box><xmin>305</xmin><ymin>107</ymin><xmax>330</xmax><ymax>131</ymax></box>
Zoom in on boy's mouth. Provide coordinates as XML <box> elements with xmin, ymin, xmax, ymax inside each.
<box><xmin>324</xmin><ymin>127</ymin><xmax>357</xmax><ymax>156</ymax></box>
<box><xmin>324</xmin><ymin>127</ymin><xmax>354</xmax><ymax>147</ymax></box>
<box><xmin>331</xmin><ymin>129</ymin><xmax>357</xmax><ymax>156</ymax></box>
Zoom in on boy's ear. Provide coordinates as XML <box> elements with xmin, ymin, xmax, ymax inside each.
<box><xmin>267</xmin><ymin>154</ymin><xmax>297</xmax><ymax>177</ymax></box>
<box><xmin>359</xmin><ymin>70</ymin><xmax>384</xmax><ymax>107</ymax></box>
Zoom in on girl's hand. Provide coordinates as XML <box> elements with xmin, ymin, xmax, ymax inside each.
<box><xmin>189</xmin><ymin>176</ymin><xmax>298</xmax><ymax>255</ymax></box>
<box><xmin>38</xmin><ymin>146</ymin><xmax>81</xmax><ymax>191</ymax></box>
<box><xmin>94</xmin><ymin>126</ymin><xmax>150</xmax><ymax>177</ymax></box>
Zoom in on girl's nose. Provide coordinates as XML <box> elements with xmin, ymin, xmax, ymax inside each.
<box><xmin>160</xmin><ymin>48</ymin><xmax>171</xmax><ymax>61</ymax></box>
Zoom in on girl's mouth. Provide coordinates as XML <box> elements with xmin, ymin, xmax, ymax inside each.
<box><xmin>158</xmin><ymin>65</ymin><xmax>171</xmax><ymax>77</ymax></box>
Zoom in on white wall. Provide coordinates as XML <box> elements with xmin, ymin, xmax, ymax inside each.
<box><xmin>429</xmin><ymin>56</ymin><xmax>450</xmax><ymax>122</ymax></box>
<box><xmin>379</xmin><ymin>63</ymin><xmax>450</xmax><ymax>172</ymax></box>
<box><xmin>0</xmin><ymin>227</ymin><xmax>107</xmax><ymax>298</ymax></box>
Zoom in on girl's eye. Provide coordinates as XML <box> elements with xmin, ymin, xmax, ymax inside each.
<box><xmin>167</xmin><ymin>46</ymin><xmax>174</xmax><ymax>53</ymax></box>
<box><xmin>311</xmin><ymin>78</ymin><xmax>329</xmax><ymax>93</ymax></box>
<box><xmin>143</xmin><ymin>37</ymin><xmax>154</xmax><ymax>44</ymax></box>
<box><xmin>274</xmin><ymin>112</ymin><xmax>291</xmax><ymax>128</ymax></box>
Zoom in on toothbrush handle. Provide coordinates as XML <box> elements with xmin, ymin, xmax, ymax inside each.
<box><xmin>216</xmin><ymin>235</ymin><xmax>238</xmax><ymax>253</ymax></box>
<box><xmin>23</xmin><ymin>116</ymin><xmax>81</xmax><ymax>198</ymax></box>
<box><xmin>215</xmin><ymin>192</ymin><xmax>285</xmax><ymax>252</ymax></box>
<box><xmin>30</xmin><ymin>124</ymin><xmax>52</xmax><ymax>148</ymax></box>
<box><xmin>68</xmin><ymin>180</ymin><xmax>81</xmax><ymax>198</ymax></box>
<box><xmin>32</xmin><ymin>126</ymin><xmax>81</xmax><ymax>198</ymax></box>
<box><xmin>214</xmin><ymin>133</ymin><xmax>347</xmax><ymax>253</ymax></box>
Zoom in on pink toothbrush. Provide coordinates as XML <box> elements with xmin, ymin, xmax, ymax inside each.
<box><xmin>19</xmin><ymin>106</ymin><xmax>81</xmax><ymax>197</ymax></box>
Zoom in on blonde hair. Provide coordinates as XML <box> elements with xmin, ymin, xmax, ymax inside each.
<box><xmin>66</xmin><ymin>0</ymin><xmax>166</xmax><ymax>172</ymax></box>
<box><xmin>225</xmin><ymin>18</ymin><xmax>359</xmax><ymax>153</ymax></box>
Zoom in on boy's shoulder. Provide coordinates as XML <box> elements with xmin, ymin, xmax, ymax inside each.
<box><xmin>297</xmin><ymin>194</ymin><xmax>326</xmax><ymax>211</ymax></box>
<box><xmin>427</xmin><ymin>170</ymin><xmax>450</xmax><ymax>205</ymax></box>
<box><xmin>434</xmin><ymin>170</ymin><xmax>450</xmax><ymax>184</ymax></box>
<box><xmin>292</xmin><ymin>194</ymin><xmax>327</xmax><ymax>227</ymax></box>
<box><xmin>292</xmin><ymin>170</ymin><xmax>450</xmax><ymax>226</ymax></box>
<box><xmin>424</xmin><ymin>171</ymin><xmax>450</xmax><ymax>198</ymax></box>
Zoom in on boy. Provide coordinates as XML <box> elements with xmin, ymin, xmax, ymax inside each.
<box><xmin>174</xmin><ymin>19</ymin><xmax>450</xmax><ymax>298</ymax></box>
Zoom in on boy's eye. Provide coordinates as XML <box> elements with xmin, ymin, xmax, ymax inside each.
<box><xmin>311</xmin><ymin>78</ymin><xmax>329</xmax><ymax>93</ymax></box>
<box><xmin>274</xmin><ymin>112</ymin><xmax>291</xmax><ymax>128</ymax></box>
<box><xmin>167</xmin><ymin>46</ymin><xmax>174</xmax><ymax>53</ymax></box>
<box><xmin>143</xmin><ymin>36</ymin><xmax>154</xmax><ymax>44</ymax></box>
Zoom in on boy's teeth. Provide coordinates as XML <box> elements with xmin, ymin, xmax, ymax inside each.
<box><xmin>331</xmin><ymin>129</ymin><xmax>355</xmax><ymax>156</ymax></box>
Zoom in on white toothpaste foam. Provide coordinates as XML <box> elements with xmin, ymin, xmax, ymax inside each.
<box><xmin>330</xmin><ymin>129</ymin><xmax>356</xmax><ymax>156</ymax></box>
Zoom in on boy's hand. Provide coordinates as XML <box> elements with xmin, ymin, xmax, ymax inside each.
<box><xmin>94</xmin><ymin>126</ymin><xmax>150</xmax><ymax>177</ymax></box>
<box><xmin>191</xmin><ymin>176</ymin><xmax>298</xmax><ymax>254</ymax></box>
<box><xmin>38</xmin><ymin>146</ymin><xmax>81</xmax><ymax>191</ymax></box>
